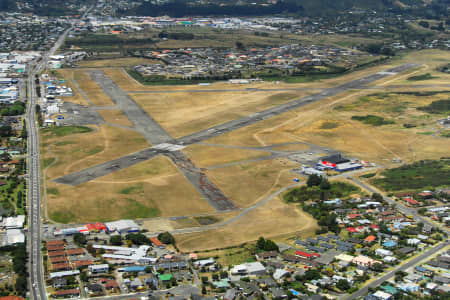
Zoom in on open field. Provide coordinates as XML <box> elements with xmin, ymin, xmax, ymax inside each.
<box><xmin>130</xmin><ymin>90</ymin><xmax>312</xmax><ymax>138</ymax></box>
<box><xmin>72</xmin><ymin>70</ymin><xmax>115</xmax><ymax>106</ymax></box>
<box><xmin>176</xmin><ymin>191</ymin><xmax>319</xmax><ymax>252</ymax></box>
<box><xmin>77</xmin><ymin>57</ymin><xmax>159</xmax><ymax>68</ymax></box>
<box><xmin>182</xmin><ymin>144</ymin><xmax>270</xmax><ymax>168</ymax></box>
<box><xmin>41</xmin><ymin>124</ymin><xmax>150</xmax><ymax>179</ymax></box>
<box><xmin>97</xmin><ymin>109</ymin><xmax>134</xmax><ymax>127</ymax></box>
<box><xmin>46</xmin><ymin>155</ymin><xmax>211</xmax><ymax>223</ymax></box>
<box><xmin>205</xmin><ymin>158</ymin><xmax>298</xmax><ymax>208</ymax></box>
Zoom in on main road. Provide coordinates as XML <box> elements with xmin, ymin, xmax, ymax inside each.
<box><xmin>27</xmin><ymin>13</ymin><xmax>88</xmax><ymax>300</ymax></box>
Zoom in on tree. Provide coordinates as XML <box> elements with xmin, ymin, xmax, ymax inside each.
<box><xmin>307</xmin><ymin>174</ymin><xmax>322</xmax><ymax>187</ymax></box>
<box><xmin>126</xmin><ymin>233</ymin><xmax>150</xmax><ymax>245</ymax></box>
<box><xmin>256</xmin><ymin>237</ymin><xmax>266</xmax><ymax>250</ymax></box>
<box><xmin>336</xmin><ymin>279</ymin><xmax>350</xmax><ymax>291</ymax></box>
<box><xmin>372</xmin><ymin>193</ymin><xmax>383</xmax><ymax>202</ymax></box>
<box><xmin>73</xmin><ymin>233</ymin><xmax>87</xmax><ymax>246</ymax></box>
<box><xmin>320</xmin><ymin>178</ymin><xmax>331</xmax><ymax>201</ymax></box>
<box><xmin>235</xmin><ymin>41</ymin><xmax>245</xmax><ymax>50</ymax></box>
<box><xmin>110</xmin><ymin>235</ymin><xmax>123</xmax><ymax>246</ymax></box>
<box><xmin>303</xmin><ymin>269</ymin><xmax>321</xmax><ymax>281</ymax></box>
<box><xmin>80</xmin><ymin>272</ymin><xmax>88</xmax><ymax>282</ymax></box>
<box><xmin>158</xmin><ymin>232</ymin><xmax>175</xmax><ymax>244</ymax></box>
<box><xmin>264</xmin><ymin>239</ymin><xmax>279</xmax><ymax>252</ymax></box>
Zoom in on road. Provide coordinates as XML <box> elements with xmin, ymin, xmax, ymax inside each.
<box><xmin>27</xmin><ymin>10</ymin><xmax>91</xmax><ymax>299</ymax></box>
<box><xmin>53</xmin><ymin>63</ymin><xmax>420</xmax><ymax>186</ymax></box>
<box><xmin>344</xmin><ymin>241</ymin><xmax>449</xmax><ymax>300</ymax></box>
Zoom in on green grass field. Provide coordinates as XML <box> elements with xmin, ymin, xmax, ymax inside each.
<box><xmin>41</xmin><ymin>126</ymin><xmax>93</xmax><ymax>138</ymax></box>
<box><xmin>373</xmin><ymin>159</ymin><xmax>450</xmax><ymax>191</ymax></box>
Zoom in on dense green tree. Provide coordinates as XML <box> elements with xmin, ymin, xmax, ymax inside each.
<box><xmin>336</xmin><ymin>279</ymin><xmax>350</xmax><ymax>291</ymax></box>
<box><xmin>307</xmin><ymin>174</ymin><xmax>322</xmax><ymax>187</ymax></box>
<box><xmin>158</xmin><ymin>232</ymin><xmax>175</xmax><ymax>244</ymax></box>
<box><xmin>73</xmin><ymin>233</ymin><xmax>87</xmax><ymax>246</ymax></box>
<box><xmin>110</xmin><ymin>235</ymin><xmax>123</xmax><ymax>246</ymax></box>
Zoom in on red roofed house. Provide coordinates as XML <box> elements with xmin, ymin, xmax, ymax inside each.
<box><xmin>52</xmin><ymin>262</ymin><xmax>72</xmax><ymax>271</ymax></box>
<box><xmin>347</xmin><ymin>213</ymin><xmax>360</xmax><ymax>219</ymax></box>
<box><xmin>74</xmin><ymin>260</ymin><xmax>94</xmax><ymax>269</ymax></box>
<box><xmin>53</xmin><ymin>289</ymin><xmax>80</xmax><ymax>298</ymax></box>
<box><xmin>364</xmin><ymin>235</ymin><xmax>376</xmax><ymax>243</ymax></box>
<box><xmin>370</xmin><ymin>224</ymin><xmax>380</xmax><ymax>231</ymax></box>
<box><xmin>150</xmin><ymin>237</ymin><xmax>164</xmax><ymax>247</ymax></box>
<box><xmin>0</xmin><ymin>296</ymin><xmax>25</xmax><ymax>300</ymax></box>
<box><xmin>67</xmin><ymin>248</ymin><xmax>85</xmax><ymax>256</ymax></box>
<box><xmin>346</xmin><ymin>227</ymin><xmax>358</xmax><ymax>234</ymax></box>
<box><xmin>295</xmin><ymin>251</ymin><xmax>319</xmax><ymax>260</ymax></box>
<box><xmin>404</xmin><ymin>197</ymin><xmax>419</xmax><ymax>206</ymax></box>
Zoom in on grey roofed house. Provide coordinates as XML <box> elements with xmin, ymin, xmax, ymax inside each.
<box><xmin>271</xmin><ymin>287</ymin><xmax>287</xmax><ymax>298</ymax></box>
<box><xmin>327</xmin><ymin>234</ymin><xmax>340</xmax><ymax>240</ymax></box>
<box><xmin>348</xmin><ymin>238</ymin><xmax>362</xmax><ymax>244</ymax></box>
<box><xmin>145</xmin><ymin>277</ymin><xmax>158</xmax><ymax>288</ymax></box>
<box><xmin>336</xmin><ymin>241</ymin><xmax>353</xmax><ymax>248</ymax></box>
<box><xmin>398</xmin><ymin>247</ymin><xmax>415</xmax><ymax>255</ymax></box>
<box><xmin>317</xmin><ymin>236</ymin><xmax>329</xmax><ymax>242</ymax></box>
<box><xmin>130</xmin><ymin>278</ymin><xmax>142</xmax><ymax>288</ymax></box>
<box><xmin>306</xmin><ymin>238</ymin><xmax>318</xmax><ymax>245</ymax></box>
<box><xmin>437</xmin><ymin>256</ymin><xmax>450</xmax><ymax>263</ymax></box>
<box><xmin>321</xmin><ymin>243</ymin><xmax>334</xmax><ymax>249</ymax></box>
<box><xmin>296</xmin><ymin>240</ymin><xmax>309</xmax><ymax>246</ymax></box>
<box><xmin>273</xmin><ymin>269</ymin><xmax>290</xmax><ymax>281</ymax></box>
<box><xmin>88</xmin><ymin>283</ymin><xmax>103</xmax><ymax>293</ymax></box>
<box><xmin>337</xmin><ymin>245</ymin><xmax>351</xmax><ymax>252</ymax></box>
<box><xmin>433</xmin><ymin>275</ymin><xmax>450</xmax><ymax>285</ymax></box>
<box><xmin>256</xmin><ymin>277</ymin><xmax>277</xmax><ymax>287</ymax></box>
<box><xmin>266</xmin><ymin>260</ymin><xmax>285</xmax><ymax>269</ymax></box>
<box><xmin>224</xmin><ymin>288</ymin><xmax>238</xmax><ymax>300</ymax></box>
<box><xmin>306</xmin><ymin>245</ymin><xmax>325</xmax><ymax>253</ymax></box>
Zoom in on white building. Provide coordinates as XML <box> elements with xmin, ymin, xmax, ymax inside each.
<box><xmin>375</xmin><ymin>249</ymin><xmax>393</xmax><ymax>257</ymax></box>
<box><xmin>5</xmin><ymin>229</ymin><xmax>25</xmax><ymax>245</ymax></box>
<box><xmin>3</xmin><ymin>215</ymin><xmax>25</xmax><ymax>229</ymax></box>
<box><xmin>88</xmin><ymin>264</ymin><xmax>109</xmax><ymax>274</ymax></box>
<box><xmin>230</xmin><ymin>262</ymin><xmax>266</xmax><ymax>275</ymax></box>
<box><xmin>104</xmin><ymin>220</ymin><xmax>139</xmax><ymax>233</ymax></box>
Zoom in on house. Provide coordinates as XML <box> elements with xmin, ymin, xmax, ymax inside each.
<box><xmin>193</xmin><ymin>258</ymin><xmax>215</xmax><ymax>268</ymax></box>
<box><xmin>159</xmin><ymin>274</ymin><xmax>173</xmax><ymax>282</ymax></box>
<box><xmin>73</xmin><ymin>260</ymin><xmax>93</xmax><ymax>269</ymax></box>
<box><xmin>414</xmin><ymin>266</ymin><xmax>434</xmax><ymax>277</ymax></box>
<box><xmin>295</xmin><ymin>250</ymin><xmax>319</xmax><ymax>260</ymax></box>
<box><xmin>397</xmin><ymin>247</ymin><xmax>415</xmax><ymax>255</ymax></box>
<box><xmin>88</xmin><ymin>283</ymin><xmax>104</xmax><ymax>295</ymax></box>
<box><xmin>230</xmin><ymin>262</ymin><xmax>266</xmax><ymax>276</ymax></box>
<box><xmin>224</xmin><ymin>288</ymin><xmax>238</xmax><ymax>300</ymax></box>
<box><xmin>88</xmin><ymin>264</ymin><xmax>109</xmax><ymax>274</ymax></box>
<box><xmin>66</xmin><ymin>248</ymin><xmax>85</xmax><ymax>256</ymax></box>
<box><xmin>382</xmin><ymin>240</ymin><xmax>397</xmax><ymax>248</ymax></box>
<box><xmin>403</xmin><ymin>197</ymin><xmax>419</xmax><ymax>206</ymax></box>
<box><xmin>150</xmin><ymin>237</ymin><xmax>164</xmax><ymax>248</ymax></box>
<box><xmin>406</xmin><ymin>238</ymin><xmax>420</xmax><ymax>246</ymax></box>
<box><xmin>364</xmin><ymin>235</ymin><xmax>376</xmax><ymax>243</ymax></box>
<box><xmin>52</xmin><ymin>278</ymin><xmax>67</xmax><ymax>289</ymax></box>
<box><xmin>383</xmin><ymin>256</ymin><xmax>397</xmax><ymax>263</ymax></box>
<box><xmin>305</xmin><ymin>283</ymin><xmax>319</xmax><ymax>294</ymax></box>
<box><xmin>52</xmin><ymin>289</ymin><xmax>80</xmax><ymax>298</ymax></box>
<box><xmin>352</xmin><ymin>255</ymin><xmax>380</xmax><ymax>267</ymax></box>
<box><xmin>273</xmin><ymin>269</ymin><xmax>289</xmax><ymax>281</ymax></box>
<box><xmin>375</xmin><ymin>249</ymin><xmax>393</xmax><ymax>257</ymax></box>
<box><xmin>256</xmin><ymin>251</ymin><xmax>278</xmax><ymax>260</ymax></box>
<box><xmin>404</xmin><ymin>273</ymin><xmax>422</xmax><ymax>283</ymax></box>
<box><xmin>130</xmin><ymin>278</ymin><xmax>143</xmax><ymax>290</ymax></box>
<box><xmin>105</xmin><ymin>280</ymin><xmax>119</xmax><ymax>291</ymax></box>
<box><xmin>372</xmin><ymin>291</ymin><xmax>392</xmax><ymax>300</ymax></box>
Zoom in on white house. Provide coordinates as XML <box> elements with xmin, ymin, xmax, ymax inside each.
<box><xmin>88</xmin><ymin>264</ymin><xmax>109</xmax><ymax>274</ymax></box>
<box><xmin>230</xmin><ymin>262</ymin><xmax>266</xmax><ymax>275</ymax></box>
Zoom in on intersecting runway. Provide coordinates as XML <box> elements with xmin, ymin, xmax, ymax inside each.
<box><xmin>54</xmin><ymin>64</ymin><xmax>420</xmax><ymax>210</ymax></box>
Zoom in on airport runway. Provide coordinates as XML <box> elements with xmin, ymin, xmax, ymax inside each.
<box><xmin>56</xmin><ymin>70</ymin><xmax>236</xmax><ymax>212</ymax></box>
<box><xmin>53</xmin><ymin>63</ymin><xmax>420</xmax><ymax>189</ymax></box>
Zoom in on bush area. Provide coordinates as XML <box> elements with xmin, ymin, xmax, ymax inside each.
<box><xmin>0</xmin><ymin>244</ymin><xmax>27</xmax><ymax>296</ymax></box>
<box><xmin>373</xmin><ymin>159</ymin><xmax>450</xmax><ymax>191</ymax></box>
<box><xmin>284</xmin><ymin>175</ymin><xmax>361</xmax><ymax>234</ymax></box>
<box><xmin>351</xmin><ymin>115</ymin><xmax>395</xmax><ymax>126</ymax></box>
<box><xmin>407</xmin><ymin>73</ymin><xmax>438</xmax><ymax>81</ymax></box>
<box><xmin>41</xmin><ymin>125</ymin><xmax>93</xmax><ymax>137</ymax></box>
<box><xmin>417</xmin><ymin>99</ymin><xmax>450</xmax><ymax>114</ymax></box>
<box><xmin>0</xmin><ymin>177</ymin><xmax>26</xmax><ymax>216</ymax></box>
<box><xmin>0</xmin><ymin>101</ymin><xmax>25</xmax><ymax>116</ymax></box>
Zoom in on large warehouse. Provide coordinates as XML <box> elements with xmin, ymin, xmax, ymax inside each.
<box><xmin>317</xmin><ymin>154</ymin><xmax>362</xmax><ymax>172</ymax></box>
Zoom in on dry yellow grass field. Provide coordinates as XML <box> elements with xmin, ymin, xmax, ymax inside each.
<box><xmin>77</xmin><ymin>58</ymin><xmax>159</xmax><ymax>68</ymax></box>
<box><xmin>130</xmin><ymin>91</ymin><xmax>310</xmax><ymax>138</ymax></box>
<box><xmin>176</xmin><ymin>192</ymin><xmax>318</xmax><ymax>252</ymax></box>
<box><xmin>41</xmin><ymin>124</ymin><xmax>150</xmax><ymax>179</ymax></box>
<box><xmin>46</xmin><ymin>155</ymin><xmax>212</xmax><ymax>223</ymax></box>
<box><xmin>73</xmin><ymin>70</ymin><xmax>115</xmax><ymax>106</ymax></box>
<box><xmin>206</xmin><ymin>158</ymin><xmax>299</xmax><ymax>208</ymax></box>
<box><xmin>97</xmin><ymin>109</ymin><xmax>134</xmax><ymax>127</ymax></box>
<box><xmin>182</xmin><ymin>144</ymin><xmax>270</xmax><ymax>168</ymax></box>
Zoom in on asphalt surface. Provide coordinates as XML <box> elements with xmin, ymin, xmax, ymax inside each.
<box><xmin>88</xmin><ymin>70</ymin><xmax>173</xmax><ymax>145</ymax></box>
<box><xmin>344</xmin><ymin>241</ymin><xmax>449</xmax><ymax>300</ymax></box>
<box><xmin>53</xmin><ymin>63</ymin><xmax>420</xmax><ymax>189</ymax></box>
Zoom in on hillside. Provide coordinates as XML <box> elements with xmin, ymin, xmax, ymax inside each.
<box><xmin>119</xmin><ymin>0</ymin><xmax>445</xmax><ymax>17</ymax></box>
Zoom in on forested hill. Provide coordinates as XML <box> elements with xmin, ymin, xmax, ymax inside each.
<box><xmin>120</xmin><ymin>0</ymin><xmax>448</xmax><ymax>18</ymax></box>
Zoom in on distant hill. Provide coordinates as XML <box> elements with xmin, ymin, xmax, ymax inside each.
<box><xmin>120</xmin><ymin>0</ymin><xmax>447</xmax><ymax>18</ymax></box>
<box><xmin>0</xmin><ymin>0</ymin><xmax>16</xmax><ymax>11</ymax></box>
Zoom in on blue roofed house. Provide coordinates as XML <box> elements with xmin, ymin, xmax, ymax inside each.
<box><xmin>383</xmin><ymin>240</ymin><xmax>397</xmax><ymax>248</ymax></box>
